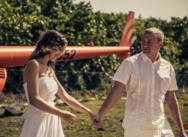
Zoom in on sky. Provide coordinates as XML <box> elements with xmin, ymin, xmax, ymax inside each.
<box><xmin>73</xmin><ymin>0</ymin><xmax>188</xmax><ymax>21</ymax></box>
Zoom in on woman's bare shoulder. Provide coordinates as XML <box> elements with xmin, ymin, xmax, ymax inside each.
<box><xmin>24</xmin><ymin>59</ymin><xmax>39</xmax><ymax>73</ymax></box>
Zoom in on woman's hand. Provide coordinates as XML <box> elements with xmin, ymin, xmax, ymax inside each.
<box><xmin>59</xmin><ymin>111</ymin><xmax>76</xmax><ymax>123</ymax></box>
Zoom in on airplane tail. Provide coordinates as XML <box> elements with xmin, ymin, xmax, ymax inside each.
<box><xmin>118</xmin><ymin>11</ymin><xmax>135</xmax><ymax>63</ymax></box>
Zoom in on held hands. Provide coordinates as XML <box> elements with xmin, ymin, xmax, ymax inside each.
<box><xmin>59</xmin><ymin>109</ymin><xmax>104</xmax><ymax>128</ymax></box>
<box><xmin>59</xmin><ymin>109</ymin><xmax>102</xmax><ymax>126</ymax></box>
<box><xmin>87</xmin><ymin>112</ymin><xmax>103</xmax><ymax>129</ymax></box>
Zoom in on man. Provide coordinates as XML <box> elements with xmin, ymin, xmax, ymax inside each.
<box><xmin>96</xmin><ymin>27</ymin><xmax>187</xmax><ymax>137</ymax></box>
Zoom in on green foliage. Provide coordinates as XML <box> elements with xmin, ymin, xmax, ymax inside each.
<box><xmin>0</xmin><ymin>0</ymin><xmax>188</xmax><ymax>93</ymax></box>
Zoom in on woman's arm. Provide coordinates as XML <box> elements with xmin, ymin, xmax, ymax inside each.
<box><xmin>24</xmin><ymin>60</ymin><xmax>76</xmax><ymax>123</ymax></box>
<box><xmin>53</xmin><ymin>71</ymin><xmax>97</xmax><ymax>123</ymax></box>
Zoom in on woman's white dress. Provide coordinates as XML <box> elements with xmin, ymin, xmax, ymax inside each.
<box><xmin>20</xmin><ymin>77</ymin><xmax>64</xmax><ymax>137</ymax></box>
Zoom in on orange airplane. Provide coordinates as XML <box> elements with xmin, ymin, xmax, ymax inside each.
<box><xmin>0</xmin><ymin>11</ymin><xmax>135</xmax><ymax>92</ymax></box>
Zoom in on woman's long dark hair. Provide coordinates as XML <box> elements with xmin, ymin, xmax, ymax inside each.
<box><xmin>29</xmin><ymin>30</ymin><xmax>68</xmax><ymax>66</ymax></box>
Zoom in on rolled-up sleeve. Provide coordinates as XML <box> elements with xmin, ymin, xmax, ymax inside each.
<box><xmin>112</xmin><ymin>59</ymin><xmax>132</xmax><ymax>86</ymax></box>
<box><xmin>168</xmin><ymin>65</ymin><xmax>178</xmax><ymax>91</ymax></box>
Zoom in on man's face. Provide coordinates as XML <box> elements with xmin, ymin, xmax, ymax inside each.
<box><xmin>141</xmin><ymin>32</ymin><xmax>163</xmax><ymax>56</ymax></box>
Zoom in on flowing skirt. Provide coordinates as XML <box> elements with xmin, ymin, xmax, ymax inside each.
<box><xmin>20</xmin><ymin>111</ymin><xmax>64</xmax><ymax>137</ymax></box>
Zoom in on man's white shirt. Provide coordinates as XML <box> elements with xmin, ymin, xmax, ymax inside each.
<box><xmin>112</xmin><ymin>52</ymin><xmax>178</xmax><ymax>137</ymax></box>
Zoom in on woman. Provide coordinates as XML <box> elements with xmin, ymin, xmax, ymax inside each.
<box><xmin>20</xmin><ymin>30</ymin><xmax>97</xmax><ymax>137</ymax></box>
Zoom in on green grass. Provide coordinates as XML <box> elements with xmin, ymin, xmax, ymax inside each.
<box><xmin>62</xmin><ymin>99</ymin><xmax>125</xmax><ymax>137</ymax></box>
<box><xmin>0</xmin><ymin>91</ymin><xmax>187</xmax><ymax>137</ymax></box>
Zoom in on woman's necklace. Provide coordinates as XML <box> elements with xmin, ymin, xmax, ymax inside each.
<box><xmin>37</xmin><ymin>59</ymin><xmax>49</xmax><ymax>71</ymax></box>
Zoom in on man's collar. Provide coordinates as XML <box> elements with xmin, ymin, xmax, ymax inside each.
<box><xmin>141</xmin><ymin>52</ymin><xmax>161</xmax><ymax>63</ymax></box>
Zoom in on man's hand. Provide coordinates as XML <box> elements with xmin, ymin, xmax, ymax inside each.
<box><xmin>91</xmin><ymin>114</ymin><xmax>103</xmax><ymax>129</ymax></box>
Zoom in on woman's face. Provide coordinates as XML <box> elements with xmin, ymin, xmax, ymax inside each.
<box><xmin>49</xmin><ymin>46</ymin><xmax>67</xmax><ymax>62</ymax></box>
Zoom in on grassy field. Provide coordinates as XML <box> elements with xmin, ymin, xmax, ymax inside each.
<box><xmin>0</xmin><ymin>91</ymin><xmax>187</xmax><ymax>137</ymax></box>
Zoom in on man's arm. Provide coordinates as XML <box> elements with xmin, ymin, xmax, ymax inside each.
<box><xmin>98</xmin><ymin>81</ymin><xmax>125</xmax><ymax>119</ymax></box>
<box><xmin>165</xmin><ymin>91</ymin><xmax>187</xmax><ymax>137</ymax></box>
